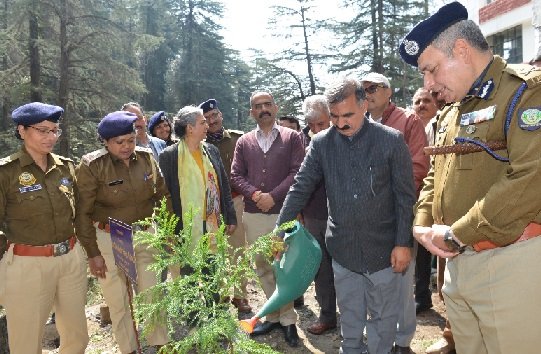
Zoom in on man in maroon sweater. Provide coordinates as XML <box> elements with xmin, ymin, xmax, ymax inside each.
<box><xmin>230</xmin><ymin>91</ymin><xmax>305</xmax><ymax>347</ymax></box>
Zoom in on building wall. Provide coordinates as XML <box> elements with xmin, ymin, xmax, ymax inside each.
<box><xmin>466</xmin><ymin>0</ymin><xmax>537</xmax><ymax>63</ymax></box>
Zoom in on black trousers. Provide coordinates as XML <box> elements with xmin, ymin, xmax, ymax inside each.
<box><xmin>414</xmin><ymin>244</ymin><xmax>433</xmax><ymax>306</ymax></box>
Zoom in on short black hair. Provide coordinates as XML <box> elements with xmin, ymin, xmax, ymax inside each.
<box><xmin>278</xmin><ymin>115</ymin><xmax>301</xmax><ymax>131</ymax></box>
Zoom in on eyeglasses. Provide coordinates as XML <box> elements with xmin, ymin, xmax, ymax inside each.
<box><xmin>364</xmin><ymin>84</ymin><xmax>386</xmax><ymax>94</ymax></box>
<box><xmin>28</xmin><ymin>125</ymin><xmax>62</xmax><ymax>137</ymax></box>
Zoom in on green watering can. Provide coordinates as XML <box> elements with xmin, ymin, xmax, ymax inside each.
<box><xmin>240</xmin><ymin>221</ymin><xmax>322</xmax><ymax>333</ymax></box>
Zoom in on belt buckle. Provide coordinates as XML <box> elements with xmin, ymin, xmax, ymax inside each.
<box><xmin>53</xmin><ymin>240</ymin><xmax>69</xmax><ymax>257</ymax></box>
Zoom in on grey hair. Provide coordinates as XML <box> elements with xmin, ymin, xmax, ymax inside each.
<box><xmin>432</xmin><ymin>20</ymin><xmax>489</xmax><ymax>57</ymax></box>
<box><xmin>302</xmin><ymin>95</ymin><xmax>330</xmax><ymax>123</ymax></box>
<box><xmin>121</xmin><ymin>101</ymin><xmax>144</xmax><ymax>114</ymax></box>
<box><xmin>324</xmin><ymin>76</ymin><xmax>366</xmax><ymax>105</ymax></box>
<box><xmin>173</xmin><ymin>105</ymin><xmax>203</xmax><ymax>138</ymax></box>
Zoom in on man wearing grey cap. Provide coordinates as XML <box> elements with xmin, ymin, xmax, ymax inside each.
<box><xmin>401</xmin><ymin>2</ymin><xmax>541</xmax><ymax>353</ymax></box>
<box><xmin>361</xmin><ymin>72</ymin><xmax>428</xmax><ymax>354</ymax></box>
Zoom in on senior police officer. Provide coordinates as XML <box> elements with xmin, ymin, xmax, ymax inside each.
<box><xmin>76</xmin><ymin>111</ymin><xmax>172</xmax><ymax>354</ymax></box>
<box><xmin>0</xmin><ymin>102</ymin><xmax>89</xmax><ymax>354</ymax></box>
<box><xmin>400</xmin><ymin>2</ymin><xmax>541</xmax><ymax>353</ymax></box>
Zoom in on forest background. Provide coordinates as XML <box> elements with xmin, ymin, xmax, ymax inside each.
<box><xmin>0</xmin><ymin>0</ymin><xmax>444</xmax><ymax>160</ymax></box>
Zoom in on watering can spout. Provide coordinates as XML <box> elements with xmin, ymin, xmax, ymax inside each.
<box><xmin>239</xmin><ymin>221</ymin><xmax>322</xmax><ymax>333</ymax></box>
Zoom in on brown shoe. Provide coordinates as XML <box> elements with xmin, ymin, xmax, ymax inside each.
<box><xmin>307</xmin><ymin>321</ymin><xmax>337</xmax><ymax>335</ymax></box>
<box><xmin>231</xmin><ymin>298</ymin><xmax>252</xmax><ymax>313</ymax></box>
<box><xmin>426</xmin><ymin>338</ymin><xmax>455</xmax><ymax>354</ymax></box>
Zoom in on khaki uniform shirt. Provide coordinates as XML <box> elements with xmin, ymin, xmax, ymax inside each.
<box><xmin>208</xmin><ymin>129</ymin><xmax>243</xmax><ymax>176</ymax></box>
<box><xmin>75</xmin><ymin>147</ymin><xmax>171</xmax><ymax>258</ymax></box>
<box><xmin>0</xmin><ymin>147</ymin><xmax>78</xmax><ymax>256</ymax></box>
<box><xmin>415</xmin><ymin>56</ymin><xmax>541</xmax><ymax>246</ymax></box>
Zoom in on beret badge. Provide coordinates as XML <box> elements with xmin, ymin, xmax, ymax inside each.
<box><xmin>403</xmin><ymin>39</ymin><xmax>419</xmax><ymax>56</ymax></box>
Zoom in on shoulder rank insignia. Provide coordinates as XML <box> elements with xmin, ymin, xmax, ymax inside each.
<box><xmin>517</xmin><ymin>107</ymin><xmax>541</xmax><ymax>131</ymax></box>
<box><xmin>0</xmin><ymin>152</ymin><xmax>22</xmax><ymax>166</ymax></box>
<box><xmin>135</xmin><ymin>146</ymin><xmax>153</xmax><ymax>154</ymax></box>
<box><xmin>81</xmin><ymin>148</ymin><xmax>108</xmax><ymax>166</ymax></box>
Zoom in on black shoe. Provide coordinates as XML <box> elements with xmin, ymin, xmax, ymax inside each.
<box><xmin>293</xmin><ymin>296</ymin><xmax>304</xmax><ymax>308</ymax></box>
<box><xmin>393</xmin><ymin>345</ymin><xmax>413</xmax><ymax>353</ymax></box>
<box><xmin>251</xmin><ymin>321</ymin><xmax>282</xmax><ymax>336</ymax></box>
<box><xmin>282</xmin><ymin>324</ymin><xmax>299</xmax><ymax>347</ymax></box>
<box><xmin>415</xmin><ymin>301</ymin><xmax>433</xmax><ymax>314</ymax></box>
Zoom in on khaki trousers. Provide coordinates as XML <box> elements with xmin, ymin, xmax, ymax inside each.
<box><xmin>0</xmin><ymin>242</ymin><xmax>88</xmax><ymax>354</ymax></box>
<box><xmin>229</xmin><ymin>195</ymin><xmax>248</xmax><ymax>299</ymax></box>
<box><xmin>243</xmin><ymin>212</ymin><xmax>297</xmax><ymax>325</ymax></box>
<box><xmin>96</xmin><ymin>227</ymin><xmax>168</xmax><ymax>353</ymax></box>
<box><xmin>443</xmin><ymin>236</ymin><xmax>541</xmax><ymax>354</ymax></box>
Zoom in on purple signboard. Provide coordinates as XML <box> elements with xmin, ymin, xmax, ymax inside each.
<box><xmin>109</xmin><ymin>217</ymin><xmax>138</xmax><ymax>286</ymax></box>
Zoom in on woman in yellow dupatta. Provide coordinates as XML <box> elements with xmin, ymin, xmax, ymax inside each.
<box><xmin>158</xmin><ymin>106</ymin><xmax>237</xmax><ymax>255</ymax></box>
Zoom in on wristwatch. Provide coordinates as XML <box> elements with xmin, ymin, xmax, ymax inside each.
<box><xmin>444</xmin><ymin>229</ymin><xmax>466</xmax><ymax>254</ymax></box>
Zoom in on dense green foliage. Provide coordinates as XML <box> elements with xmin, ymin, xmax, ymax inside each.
<box><xmin>0</xmin><ymin>0</ymin><xmax>434</xmax><ymax>158</ymax></box>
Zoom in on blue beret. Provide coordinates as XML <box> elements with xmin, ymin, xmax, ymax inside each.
<box><xmin>98</xmin><ymin>111</ymin><xmax>137</xmax><ymax>140</ymax></box>
<box><xmin>198</xmin><ymin>99</ymin><xmax>218</xmax><ymax>114</ymax></box>
<box><xmin>399</xmin><ymin>1</ymin><xmax>468</xmax><ymax>67</ymax></box>
<box><xmin>148</xmin><ymin>111</ymin><xmax>167</xmax><ymax>133</ymax></box>
<box><xmin>12</xmin><ymin>102</ymin><xmax>64</xmax><ymax>125</ymax></box>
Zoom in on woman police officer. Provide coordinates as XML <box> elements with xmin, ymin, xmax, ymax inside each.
<box><xmin>0</xmin><ymin>102</ymin><xmax>89</xmax><ymax>353</ymax></box>
<box><xmin>75</xmin><ymin>111</ymin><xmax>172</xmax><ymax>353</ymax></box>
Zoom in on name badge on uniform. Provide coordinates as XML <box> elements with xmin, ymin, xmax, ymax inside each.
<box><xmin>19</xmin><ymin>184</ymin><xmax>42</xmax><ymax>193</ymax></box>
<box><xmin>517</xmin><ymin>107</ymin><xmax>541</xmax><ymax>131</ymax></box>
<box><xmin>460</xmin><ymin>105</ymin><xmax>496</xmax><ymax>126</ymax></box>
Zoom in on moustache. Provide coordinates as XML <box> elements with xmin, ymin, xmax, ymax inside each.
<box><xmin>259</xmin><ymin>112</ymin><xmax>271</xmax><ymax>118</ymax></box>
<box><xmin>336</xmin><ymin>124</ymin><xmax>351</xmax><ymax>131</ymax></box>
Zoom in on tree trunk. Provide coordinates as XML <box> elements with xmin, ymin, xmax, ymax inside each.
<box><xmin>300</xmin><ymin>6</ymin><xmax>316</xmax><ymax>96</ymax></box>
<box><xmin>1</xmin><ymin>0</ymin><xmax>8</xmax><ymax>130</ymax></box>
<box><xmin>29</xmin><ymin>0</ymin><xmax>41</xmax><ymax>102</ymax></box>
<box><xmin>57</xmin><ymin>0</ymin><xmax>70</xmax><ymax>157</ymax></box>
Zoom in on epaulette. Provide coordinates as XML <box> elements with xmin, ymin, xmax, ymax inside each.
<box><xmin>135</xmin><ymin>146</ymin><xmax>153</xmax><ymax>154</ymax></box>
<box><xmin>81</xmin><ymin>148</ymin><xmax>108</xmax><ymax>166</ymax></box>
<box><xmin>505</xmin><ymin>64</ymin><xmax>541</xmax><ymax>88</ymax></box>
<box><xmin>53</xmin><ymin>153</ymin><xmax>73</xmax><ymax>163</ymax></box>
<box><xmin>227</xmin><ymin>129</ymin><xmax>244</xmax><ymax>136</ymax></box>
<box><xmin>0</xmin><ymin>151</ymin><xmax>22</xmax><ymax>167</ymax></box>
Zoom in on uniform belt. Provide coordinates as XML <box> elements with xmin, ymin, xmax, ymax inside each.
<box><xmin>472</xmin><ymin>222</ymin><xmax>541</xmax><ymax>252</ymax></box>
<box><xmin>94</xmin><ymin>221</ymin><xmax>149</xmax><ymax>233</ymax></box>
<box><xmin>424</xmin><ymin>140</ymin><xmax>506</xmax><ymax>156</ymax></box>
<box><xmin>8</xmin><ymin>236</ymin><xmax>77</xmax><ymax>257</ymax></box>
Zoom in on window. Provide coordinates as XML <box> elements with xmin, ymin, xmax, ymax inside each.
<box><xmin>488</xmin><ymin>25</ymin><xmax>523</xmax><ymax>64</ymax></box>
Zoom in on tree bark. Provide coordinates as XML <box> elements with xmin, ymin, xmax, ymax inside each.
<box><xmin>57</xmin><ymin>0</ymin><xmax>70</xmax><ymax>156</ymax></box>
<box><xmin>29</xmin><ymin>0</ymin><xmax>41</xmax><ymax>103</ymax></box>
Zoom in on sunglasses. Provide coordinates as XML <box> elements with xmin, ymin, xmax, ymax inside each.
<box><xmin>364</xmin><ymin>84</ymin><xmax>386</xmax><ymax>94</ymax></box>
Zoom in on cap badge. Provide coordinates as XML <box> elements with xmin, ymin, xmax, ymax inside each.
<box><xmin>19</xmin><ymin>172</ymin><xmax>36</xmax><ymax>186</ymax></box>
<box><xmin>403</xmin><ymin>39</ymin><xmax>419</xmax><ymax>56</ymax></box>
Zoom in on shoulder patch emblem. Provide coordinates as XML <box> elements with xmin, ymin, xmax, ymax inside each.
<box><xmin>518</xmin><ymin>108</ymin><xmax>541</xmax><ymax>131</ymax></box>
<box><xmin>81</xmin><ymin>148</ymin><xmax>108</xmax><ymax>166</ymax></box>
